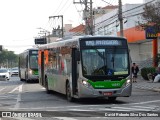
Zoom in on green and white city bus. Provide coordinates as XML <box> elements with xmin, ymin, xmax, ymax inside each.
<box><xmin>38</xmin><ymin>36</ymin><xmax>132</xmax><ymax>101</ymax></box>
<box><xmin>19</xmin><ymin>48</ymin><xmax>39</xmax><ymax>82</ymax></box>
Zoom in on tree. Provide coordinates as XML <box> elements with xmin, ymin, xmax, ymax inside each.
<box><xmin>0</xmin><ymin>50</ymin><xmax>18</xmax><ymax>68</ymax></box>
<box><xmin>139</xmin><ymin>1</ymin><xmax>160</xmax><ymax>33</ymax></box>
<box><xmin>138</xmin><ymin>1</ymin><xmax>160</xmax><ymax>67</ymax></box>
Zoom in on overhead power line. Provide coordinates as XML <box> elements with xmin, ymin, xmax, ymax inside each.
<box><xmin>101</xmin><ymin>0</ymin><xmax>114</xmax><ymax>6</ymax></box>
<box><xmin>94</xmin><ymin>0</ymin><xmax>157</xmax><ymax>29</ymax></box>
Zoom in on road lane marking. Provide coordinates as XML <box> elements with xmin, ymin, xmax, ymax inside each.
<box><xmin>54</xmin><ymin>117</ymin><xmax>78</xmax><ymax>120</ymax></box>
<box><xmin>10</xmin><ymin>100</ymin><xmax>160</xmax><ymax>109</ymax></box>
<box><xmin>68</xmin><ymin>109</ymin><xmax>93</xmax><ymax>111</ymax></box>
<box><xmin>9</xmin><ymin>86</ymin><xmax>19</xmax><ymax>93</ymax></box>
<box><xmin>130</xmin><ymin>100</ymin><xmax>160</xmax><ymax>105</ymax></box>
<box><xmin>132</xmin><ymin>105</ymin><xmax>158</xmax><ymax>109</ymax></box>
<box><xmin>0</xmin><ymin>87</ymin><xmax>6</xmax><ymax>92</ymax></box>
<box><xmin>69</xmin><ymin>105</ymin><xmax>157</xmax><ymax>112</ymax></box>
<box><xmin>9</xmin><ymin>84</ymin><xmax>23</xmax><ymax>93</ymax></box>
<box><xmin>14</xmin><ymin>84</ymin><xmax>23</xmax><ymax>109</ymax></box>
<box><xmin>111</xmin><ymin>106</ymin><xmax>155</xmax><ymax>111</ymax></box>
<box><xmin>9</xmin><ymin>99</ymin><xmax>160</xmax><ymax>111</ymax></box>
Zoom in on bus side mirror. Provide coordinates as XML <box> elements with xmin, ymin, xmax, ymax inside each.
<box><xmin>76</xmin><ymin>50</ymin><xmax>80</xmax><ymax>61</ymax></box>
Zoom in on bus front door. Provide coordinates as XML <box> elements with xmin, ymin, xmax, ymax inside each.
<box><xmin>72</xmin><ymin>48</ymin><xmax>79</xmax><ymax>95</ymax></box>
<box><xmin>41</xmin><ymin>52</ymin><xmax>45</xmax><ymax>86</ymax></box>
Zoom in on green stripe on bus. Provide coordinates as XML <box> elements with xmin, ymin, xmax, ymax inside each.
<box><xmin>88</xmin><ymin>79</ymin><xmax>126</xmax><ymax>89</ymax></box>
<box><xmin>32</xmin><ymin>70</ymin><xmax>38</xmax><ymax>75</ymax></box>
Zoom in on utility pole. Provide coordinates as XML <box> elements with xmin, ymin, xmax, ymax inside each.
<box><xmin>118</xmin><ymin>0</ymin><xmax>124</xmax><ymax>37</ymax></box>
<box><xmin>73</xmin><ymin>0</ymin><xmax>93</xmax><ymax>35</ymax></box>
<box><xmin>84</xmin><ymin>0</ymin><xmax>88</xmax><ymax>35</ymax></box>
<box><xmin>49</xmin><ymin>15</ymin><xmax>64</xmax><ymax>38</ymax></box>
<box><xmin>90</xmin><ymin>0</ymin><xmax>93</xmax><ymax>35</ymax></box>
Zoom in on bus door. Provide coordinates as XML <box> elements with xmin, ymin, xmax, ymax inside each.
<box><xmin>41</xmin><ymin>51</ymin><xmax>45</xmax><ymax>86</ymax></box>
<box><xmin>25</xmin><ymin>55</ymin><xmax>29</xmax><ymax>80</ymax></box>
<box><xmin>71</xmin><ymin>48</ymin><xmax>79</xmax><ymax>95</ymax></box>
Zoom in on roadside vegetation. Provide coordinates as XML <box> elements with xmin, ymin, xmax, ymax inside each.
<box><xmin>0</xmin><ymin>50</ymin><xmax>18</xmax><ymax>68</ymax></box>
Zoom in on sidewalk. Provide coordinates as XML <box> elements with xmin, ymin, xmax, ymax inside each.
<box><xmin>133</xmin><ymin>77</ymin><xmax>160</xmax><ymax>92</ymax></box>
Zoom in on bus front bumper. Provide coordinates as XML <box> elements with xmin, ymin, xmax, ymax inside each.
<box><xmin>28</xmin><ymin>75</ymin><xmax>39</xmax><ymax>81</ymax></box>
<box><xmin>78</xmin><ymin>84</ymin><xmax>132</xmax><ymax>98</ymax></box>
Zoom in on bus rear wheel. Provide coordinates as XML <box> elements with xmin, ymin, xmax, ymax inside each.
<box><xmin>66</xmin><ymin>82</ymin><xmax>74</xmax><ymax>102</ymax></box>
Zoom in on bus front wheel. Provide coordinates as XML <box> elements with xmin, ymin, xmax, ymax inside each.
<box><xmin>66</xmin><ymin>82</ymin><xmax>74</xmax><ymax>102</ymax></box>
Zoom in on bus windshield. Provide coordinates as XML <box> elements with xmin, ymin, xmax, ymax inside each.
<box><xmin>82</xmin><ymin>48</ymin><xmax>129</xmax><ymax>77</ymax></box>
<box><xmin>29</xmin><ymin>55</ymin><xmax>38</xmax><ymax>69</ymax></box>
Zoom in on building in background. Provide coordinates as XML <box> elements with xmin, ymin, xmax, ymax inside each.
<box><xmin>69</xmin><ymin>24</ymin><xmax>85</xmax><ymax>36</ymax></box>
<box><xmin>44</xmin><ymin>0</ymin><xmax>159</xmax><ymax>68</ymax></box>
<box><xmin>94</xmin><ymin>0</ymin><xmax>160</xmax><ymax>68</ymax></box>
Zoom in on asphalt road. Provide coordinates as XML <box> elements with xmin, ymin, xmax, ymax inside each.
<box><xmin>0</xmin><ymin>76</ymin><xmax>160</xmax><ymax>120</ymax></box>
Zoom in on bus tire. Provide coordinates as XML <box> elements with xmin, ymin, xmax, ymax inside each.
<box><xmin>108</xmin><ymin>97</ymin><xmax>117</xmax><ymax>101</ymax></box>
<box><xmin>66</xmin><ymin>82</ymin><xmax>74</xmax><ymax>102</ymax></box>
<box><xmin>45</xmin><ymin>77</ymin><xmax>51</xmax><ymax>94</ymax></box>
<box><xmin>19</xmin><ymin>75</ymin><xmax>23</xmax><ymax>81</ymax></box>
<box><xmin>26</xmin><ymin>80</ymin><xmax>29</xmax><ymax>83</ymax></box>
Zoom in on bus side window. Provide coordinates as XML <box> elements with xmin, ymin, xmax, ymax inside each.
<box><xmin>48</xmin><ymin>51</ymin><xmax>56</xmax><ymax>70</ymax></box>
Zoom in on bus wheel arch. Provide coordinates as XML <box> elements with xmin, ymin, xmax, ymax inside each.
<box><xmin>45</xmin><ymin>76</ymin><xmax>51</xmax><ymax>94</ymax></box>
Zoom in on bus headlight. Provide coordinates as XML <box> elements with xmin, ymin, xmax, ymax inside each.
<box><xmin>124</xmin><ymin>79</ymin><xmax>131</xmax><ymax>87</ymax></box>
<box><xmin>29</xmin><ymin>69</ymin><xmax>33</xmax><ymax>74</ymax></box>
<box><xmin>82</xmin><ymin>80</ymin><xmax>91</xmax><ymax>88</ymax></box>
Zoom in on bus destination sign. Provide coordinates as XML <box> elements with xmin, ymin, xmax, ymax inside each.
<box><xmin>31</xmin><ymin>51</ymin><xmax>38</xmax><ymax>54</ymax></box>
<box><xmin>84</xmin><ymin>40</ymin><xmax>121</xmax><ymax>46</ymax></box>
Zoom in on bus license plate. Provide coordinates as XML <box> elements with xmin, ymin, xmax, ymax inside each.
<box><xmin>103</xmin><ymin>92</ymin><xmax>112</xmax><ymax>96</ymax></box>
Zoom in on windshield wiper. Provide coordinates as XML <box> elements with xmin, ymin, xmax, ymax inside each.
<box><xmin>92</xmin><ymin>47</ymin><xmax>105</xmax><ymax>60</ymax></box>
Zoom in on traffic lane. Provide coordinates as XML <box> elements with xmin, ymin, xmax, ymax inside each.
<box><xmin>0</xmin><ymin>77</ymin><xmax>160</xmax><ymax>120</ymax></box>
<box><xmin>118</xmin><ymin>88</ymin><xmax>160</xmax><ymax>105</ymax></box>
<box><xmin>14</xmin><ymin>79</ymin><xmax>159</xmax><ymax>106</ymax></box>
<box><xmin>0</xmin><ymin>76</ymin><xmax>22</xmax><ymax>87</ymax></box>
<box><xmin>1</xmin><ymin>76</ymin><xmax>160</xmax><ymax>111</ymax></box>
<box><xmin>18</xmin><ymin>83</ymin><xmax>160</xmax><ymax>110</ymax></box>
<box><xmin>18</xmin><ymin>82</ymin><xmax>130</xmax><ymax>110</ymax></box>
<box><xmin>8</xmin><ymin>76</ymin><xmax>160</xmax><ymax>105</ymax></box>
<box><xmin>0</xmin><ymin>76</ymin><xmax>23</xmax><ymax>93</ymax></box>
<box><xmin>5</xmin><ymin>76</ymin><xmax>159</xmax><ymax>105</ymax></box>
<box><xmin>0</xmin><ymin>76</ymin><xmax>24</xmax><ymax>110</ymax></box>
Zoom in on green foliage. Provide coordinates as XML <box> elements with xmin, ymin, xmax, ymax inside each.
<box><xmin>141</xmin><ymin>67</ymin><xmax>156</xmax><ymax>80</ymax></box>
<box><xmin>0</xmin><ymin>50</ymin><xmax>18</xmax><ymax>68</ymax></box>
<box><xmin>138</xmin><ymin>1</ymin><xmax>160</xmax><ymax>34</ymax></box>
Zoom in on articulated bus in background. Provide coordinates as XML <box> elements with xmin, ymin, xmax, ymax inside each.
<box><xmin>19</xmin><ymin>48</ymin><xmax>39</xmax><ymax>82</ymax></box>
<box><xmin>38</xmin><ymin>36</ymin><xmax>132</xmax><ymax>102</ymax></box>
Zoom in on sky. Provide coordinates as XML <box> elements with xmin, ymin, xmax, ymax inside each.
<box><xmin>0</xmin><ymin>0</ymin><xmax>144</xmax><ymax>54</ymax></box>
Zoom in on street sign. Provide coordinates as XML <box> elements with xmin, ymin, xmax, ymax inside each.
<box><xmin>145</xmin><ymin>26</ymin><xmax>158</xmax><ymax>39</ymax></box>
<box><xmin>35</xmin><ymin>38</ymin><xmax>47</xmax><ymax>44</ymax></box>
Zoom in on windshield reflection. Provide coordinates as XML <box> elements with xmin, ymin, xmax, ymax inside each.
<box><xmin>30</xmin><ymin>55</ymin><xmax>38</xmax><ymax>69</ymax></box>
<box><xmin>82</xmin><ymin>48</ymin><xmax>128</xmax><ymax>76</ymax></box>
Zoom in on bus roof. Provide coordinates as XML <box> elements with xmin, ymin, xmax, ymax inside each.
<box><xmin>38</xmin><ymin>35</ymin><xmax>127</xmax><ymax>50</ymax></box>
<box><xmin>19</xmin><ymin>48</ymin><xmax>38</xmax><ymax>54</ymax></box>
